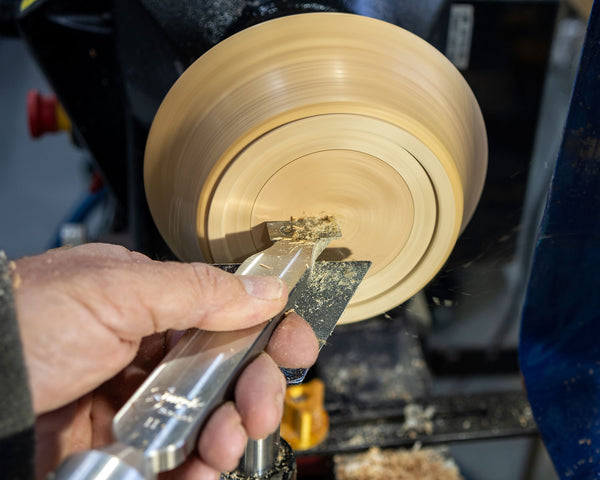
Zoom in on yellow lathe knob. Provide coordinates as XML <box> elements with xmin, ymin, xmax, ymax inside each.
<box><xmin>281</xmin><ymin>379</ymin><xmax>329</xmax><ymax>451</ymax></box>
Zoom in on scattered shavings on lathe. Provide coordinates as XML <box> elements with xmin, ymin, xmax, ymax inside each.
<box><xmin>334</xmin><ymin>445</ymin><xmax>463</xmax><ymax>480</ymax></box>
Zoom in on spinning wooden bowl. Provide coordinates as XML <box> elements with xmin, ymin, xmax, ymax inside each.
<box><xmin>144</xmin><ymin>13</ymin><xmax>487</xmax><ymax>323</ymax></box>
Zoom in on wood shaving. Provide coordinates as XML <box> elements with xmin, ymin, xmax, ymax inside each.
<box><xmin>288</xmin><ymin>216</ymin><xmax>340</xmax><ymax>242</ymax></box>
<box><xmin>334</xmin><ymin>445</ymin><xmax>463</xmax><ymax>480</ymax></box>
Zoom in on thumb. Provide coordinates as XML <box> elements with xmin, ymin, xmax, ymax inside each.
<box><xmin>110</xmin><ymin>261</ymin><xmax>288</xmax><ymax>340</ymax></box>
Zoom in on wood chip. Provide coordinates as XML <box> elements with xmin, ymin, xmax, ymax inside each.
<box><xmin>334</xmin><ymin>445</ymin><xmax>463</xmax><ymax>480</ymax></box>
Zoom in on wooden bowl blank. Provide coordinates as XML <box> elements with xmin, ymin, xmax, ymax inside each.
<box><xmin>144</xmin><ymin>13</ymin><xmax>487</xmax><ymax>323</ymax></box>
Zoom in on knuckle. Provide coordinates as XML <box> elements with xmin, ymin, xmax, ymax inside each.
<box><xmin>190</xmin><ymin>263</ymin><xmax>224</xmax><ymax>295</ymax></box>
<box><xmin>127</xmin><ymin>250</ymin><xmax>152</xmax><ymax>264</ymax></box>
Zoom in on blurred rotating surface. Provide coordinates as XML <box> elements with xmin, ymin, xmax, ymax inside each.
<box><xmin>144</xmin><ymin>13</ymin><xmax>487</xmax><ymax>323</ymax></box>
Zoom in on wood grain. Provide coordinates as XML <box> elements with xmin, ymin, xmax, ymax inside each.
<box><xmin>144</xmin><ymin>13</ymin><xmax>487</xmax><ymax>322</ymax></box>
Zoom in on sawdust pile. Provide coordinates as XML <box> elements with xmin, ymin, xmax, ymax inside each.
<box><xmin>289</xmin><ymin>216</ymin><xmax>340</xmax><ymax>241</ymax></box>
<box><xmin>334</xmin><ymin>445</ymin><xmax>463</xmax><ymax>480</ymax></box>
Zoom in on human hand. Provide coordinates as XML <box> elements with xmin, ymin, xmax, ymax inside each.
<box><xmin>13</xmin><ymin>243</ymin><xmax>319</xmax><ymax>479</ymax></box>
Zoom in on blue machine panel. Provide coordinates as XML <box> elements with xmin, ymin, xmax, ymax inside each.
<box><xmin>520</xmin><ymin>1</ymin><xmax>600</xmax><ymax>478</ymax></box>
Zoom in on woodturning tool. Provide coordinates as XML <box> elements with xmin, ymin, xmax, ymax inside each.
<box><xmin>48</xmin><ymin>218</ymin><xmax>371</xmax><ymax>480</ymax></box>
<box><xmin>144</xmin><ymin>13</ymin><xmax>488</xmax><ymax>323</ymax></box>
<box><xmin>48</xmin><ymin>11</ymin><xmax>488</xmax><ymax>480</ymax></box>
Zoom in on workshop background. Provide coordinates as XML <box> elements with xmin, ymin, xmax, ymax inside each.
<box><xmin>0</xmin><ymin>0</ymin><xmax>596</xmax><ymax>479</ymax></box>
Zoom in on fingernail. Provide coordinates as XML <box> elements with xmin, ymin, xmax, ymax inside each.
<box><xmin>240</xmin><ymin>276</ymin><xmax>284</xmax><ymax>300</ymax></box>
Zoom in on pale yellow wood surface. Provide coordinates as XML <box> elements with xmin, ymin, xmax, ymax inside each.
<box><xmin>144</xmin><ymin>13</ymin><xmax>487</xmax><ymax>323</ymax></box>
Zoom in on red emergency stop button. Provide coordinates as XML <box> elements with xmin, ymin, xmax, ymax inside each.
<box><xmin>27</xmin><ymin>90</ymin><xmax>71</xmax><ymax>138</ymax></box>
